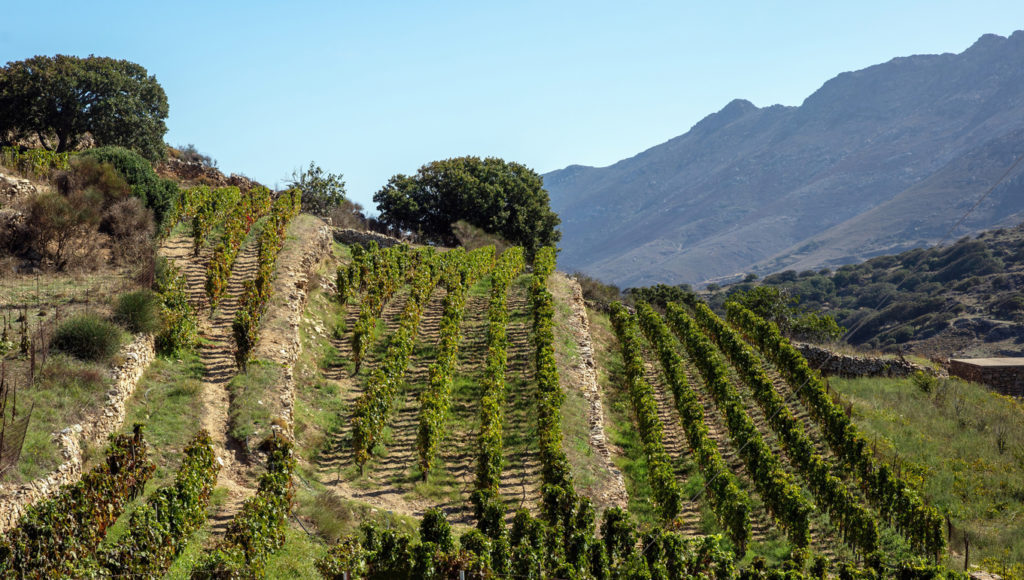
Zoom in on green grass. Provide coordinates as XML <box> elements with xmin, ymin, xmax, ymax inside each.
<box><xmin>586</xmin><ymin>307</ymin><xmax>662</xmax><ymax>526</ymax></box>
<box><xmin>115</xmin><ymin>351</ymin><xmax>205</xmax><ymax>483</ymax></box>
<box><xmin>227</xmin><ymin>358</ymin><xmax>284</xmax><ymax>447</ymax></box>
<box><xmin>3</xmin><ymin>354</ymin><xmax>112</xmax><ymax>481</ymax></box>
<box><xmin>163</xmin><ymin>486</ymin><xmax>229</xmax><ymax>579</ymax></box>
<box><xmin>832</xmin><ymin>375</ymin><xmax>1024</xmax><ymax>568</ymax></box>
<box><xmin>265</xmin><ymin>524</ymin><xmax>329</xmax><ymax>579</ymax></box>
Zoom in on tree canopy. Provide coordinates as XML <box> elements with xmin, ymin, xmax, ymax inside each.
<box><xmin>287</xmin><ymin>161</ymin><xmax>347</xmax><ymax>217</ymax></box>
<box><xmin>373</xmin><ymin>156</ymin><xmax>561</xmax><ymax>259</ymax></box>
<box><xmin>0</xmin><ymin>55</ymin><xmax>169</xmax><ymax>160</ymax></box>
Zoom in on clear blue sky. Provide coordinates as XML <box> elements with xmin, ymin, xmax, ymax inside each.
<box><xmin>4</xmin><ymin>1</ymin><xmax>1023</xmax><ymax>211</ymax></box>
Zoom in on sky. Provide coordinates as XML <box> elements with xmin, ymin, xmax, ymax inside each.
<box><xmin>3</xmin><ymin>1</ymin><xmax>1024</xmax><ymax>211</ymax></box>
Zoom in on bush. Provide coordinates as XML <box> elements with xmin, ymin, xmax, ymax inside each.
<box><xmin>77</xmin><ymin>146</ymin><xmax>179</xmax><ymax>226</ymax></box>
<box><xmin>113</xmin><ymin>290</ymin><xmax>163</xmax><ymax>334</ymax></box>
<box><xmin>51</xmin><ymin>314</ymin><xmax>124</xmax><ymax>361</ymax></box>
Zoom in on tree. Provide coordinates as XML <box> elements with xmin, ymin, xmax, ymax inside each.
<box><xmin>288</xmin><ymin>161</ymin><xmax>347</xmax><ymax>216</ymax></box>
<box><xmin>373</xmin><ymin>156</ymin><xmax>561</xmax><ymax>259</ymax></box>
<box><xmin>0</xmin><ymin>55</ymin><xmax>168</xmax><ymax>160</ymax></box>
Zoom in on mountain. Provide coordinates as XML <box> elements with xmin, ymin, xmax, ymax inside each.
<box><xmin>544</xmin><ymin>31</ymin><xmax>1024</xmax><ymax>288</ymax></box>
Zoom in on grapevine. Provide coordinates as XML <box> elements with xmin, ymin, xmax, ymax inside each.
<box><xmin>634</xmin><ymin>301</ymin><xmax>752</xmax><ymax>552</ymax></box>
<box><xmin>667</xmin><ymin>303</ymin><xmax>812</xmax><ymax>548</ymax></box>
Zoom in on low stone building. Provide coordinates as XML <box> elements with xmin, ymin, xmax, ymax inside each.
<box><xmin>948</xmin><ymin>358</ymin><xmax>1024</xmax><ymax>397</ymax></box>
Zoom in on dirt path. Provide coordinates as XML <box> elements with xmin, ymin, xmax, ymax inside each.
<box><xmin>161</xmin><ymin>233</ymin><xmax>258</xmax><ymax>536</ymax></box>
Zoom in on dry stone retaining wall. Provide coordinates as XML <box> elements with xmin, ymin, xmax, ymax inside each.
<box><xmin>0</xmin><ymin>333</ymin><xmax>155</xmax><ymax>532</ymax></box>
<box><xmin>565</xmin><ymin>277</ymin><xmax>628</xmax><ymax>509</ymax></box>
<box><xmin>332</xmin><ymin>227</ymin><xmax>404</xmax><ymax>249</ymax></box>
<box><xmin>794</xmin><ymin>342</ymin><xmax>931</xmax><ymax>378</ymax></box>
<box><xmin>251</xmin><ymin>222</ymin><xmax>332</xmax><ymax>441</ymax></box>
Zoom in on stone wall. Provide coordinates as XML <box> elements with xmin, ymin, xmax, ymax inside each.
<box><xmin>564</xmin><ymin>277</ymin><xmax>628</xmax><ymax>509</ymax></box>
<box><xmin>949</xmin><ymin>360</ymin><xmax>1024</xmax><ymax>397</ymax></box>
<box><xmin>252</xmin><ymin>221</ymin><xmax>332</xmax><ymax>442</ymax></box>
<box><xmin>794</xmin><ymin>342</ymin><xmax>933</xmax><ymax>378</ymax></box>
<box><xmin>332</xmin><ymin>227</ymin><xmax>404</xmax><ymax>249</ymax></box>
<box><xmin>0</xmin><ymin>333</ymin><xmax>155</xmax><ymax>532</ymax></box>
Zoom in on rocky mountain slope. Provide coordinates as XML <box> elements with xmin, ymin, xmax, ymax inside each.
<box><xmin>545</xmin><ymin>31</ymin><xmax>1024</xmax><ymax>288</ymax></box>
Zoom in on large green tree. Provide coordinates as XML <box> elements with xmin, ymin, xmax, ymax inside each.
<box><xmin>0</xmin><ymin>55</ymin><xmax>168</xmax><ymax>160</ymax></box>
<box><xmin>373</xmin><ymin>156</ymin><xmax>561</xmax><ymax>259</ymax></box>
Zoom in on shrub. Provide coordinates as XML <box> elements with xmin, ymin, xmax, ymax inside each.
<box><xmin>51</xmin><ymin>314</ymin><xmax>124</xmax><ymax>361</ymax></box>
<box><xmin>77</xmin><ymin>146</ymin><xmax>179</xmax><ymax>226</ymax></box>
<box><xmin>113</xmin><ymin>289</ymin><xmax>162</xmax><ymax>334</ymax></box>
<box><xmin>21</xmin><ymin>190</ymin><xmax>103</xmax><ymax>270</ymax></box>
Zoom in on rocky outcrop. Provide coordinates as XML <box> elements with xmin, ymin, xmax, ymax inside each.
<box><xmin>0</xmin><ymin>333</ymin><xmax>155</xmax><ymax>532</ymax></box>
<box><xmin>332</xmin><ymin>228</ymin><xmax>404</xmax><ymax>249</ymax></box>
<box><xmin>794</xmin><ymin>342</ymin><xmax>934</xmax><ymax>378</ymax></box>
<box><xmin>155</xmin><ymin>158</ymin><xmax>261</xmax><ymax>192</ymax></box>
<box><xmin>0</xmin><ymin>171</ymin><xmax>37</xmax><ymax>205</ymax></box>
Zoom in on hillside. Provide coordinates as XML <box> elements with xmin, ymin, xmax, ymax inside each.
<box><xmin>2</xmin><ymin>151</ymin><xmax>1022</xmax><ymax>578</ymax></box>
<box><xmin>705</xmin><ymin>223</ymin><xmax>1024</xmax><ymax>358</ymax></box>
<box><xmin>544</xmin><ymin>31</ymin><xmax>1024</xmax><ymax>288</ymax></box>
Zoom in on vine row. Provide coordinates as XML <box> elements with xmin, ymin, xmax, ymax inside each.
<box><xmin>608</xmin><ymin>302</ymin><xmax>684</xmax><ymax>521</ymax></box>
<box><xmin>205</xmin><ymin>185</ymin><xmax>273</xmax><ymax>308</ymax></box>
<box><xmin>344</xmin><ymin>243</ymin><xmax>417</xmax><ymax>371</ymax></box>
<box><xmin>232</xmin><ymin>188</ymin><xmax>302</xmax><ymax>367</ymax></box>
<box><xmin>90</xmin><ymin>430</ymin><xmax>220</xmax><ymax>577</ymax></box>
<box><xmin>194</xmin><ymin>435</ymin><xmax>296</xmax><ymax>578</ymax></box>
<box><xmin>471</xmin><ymin>247</ymin><xmax>524</xmax><ymax>534</ymax></box>
<box><xmin>351</xmin><ymin>247</ymin><xmax>443</xmax><ymax>471</ymax></box>
<box><xmin>693</xmin><ymin>302</ymin><xmax>879</xmax><ymax>555</ymax></box>
<box><xmin>530</xmin><ymin>246</ymin><xmax>579</xmax><ymax>523</ymax></box>
<box><xmin>635</xmin><ymin>301</ymin><xmax>752</xmax><ymax>552</ymax></box>
<box><xmin>0</xmin><ymin>425</ymin><xmax>154</xmax><ymax>578</ymax></box>
<box><xmin>666</xmin><ymin>302</ymin><xmax>813</xmax><ymax>548</ymax></box>
<box><xmin>416</xmin><ymin>246</ymin><xmax>495</xmax><ymax>479</ymax></box>
<box><xmin>725</xmin><ymin>302</ymin><xmax>946</xmax><ymax>557</ymax></box>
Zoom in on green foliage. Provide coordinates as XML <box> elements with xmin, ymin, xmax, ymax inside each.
<box><xmin>419</xmin><ymin>508</ymin><xmax>454</xmax><ymax>553</ymax></box>
<box><xmin>78</xmin><ymin>145</ymin><xmax>179</xmax><ymax>225</ymax></box>
<box><xmin>288</xmin><ymin>161</ymin><xmax>347</xmax><ymax>216</ymax></box>
<box><xmin>193</xmin><ymin>435</ymin><xmax>295</xmax><ymax>579</ymax></box>
<box><xmin>0</xmin><ymin>55</ymin><xmax>168</xmax><ymax>160</ymax></box>
<box><xmin>727</xmin><ymin>303</ymin><xmax>946</xmax><ymax>557</ymax></box>
<box><xmin>634</xmin><ymin>301</ymin><xmax>752</xmax><ymax>552</ymax></box>
<box><xmin>51</xmin><ymin>313</ymin><xmax>124</xmax><ymax>361</ymax></box>
<box><xmin>529</xmin><ymin>247</ymin><xmax>579</xmax><ymax>519</ymax></box>
<box><xmin>416</xmin><ymin>246</ymin><xmax>495</xmax><ymax>478</ymax></box>
<box><xmin>90</xmin><ymin>431</ymin><xmax>219</xmax><ymax>577</ymax></box>
<box><xmin>113</xmin><ymin>289</ymin><xmax>163</xmax><ymax>334</ymax></box>
<box><xmin>474</xmin><ymin>247</ymin><xmax>525</xmax><ymax>498</ymax></box>
<box><xmin>608</xmin><ymin>302</ymin><xmax>683</xmax><ymax>521</ymax></box>
<box><xmin>625</xmin><ymin>283</ymin><xmax>696</xmax><ymax>309</ymax></box>
<box><xmin>692</xmin><ymin>301</ymin><xmax>879</xmax><ymax>555</ymax></box>
<box><xmin>0</xmin><ymin>146</ymin><xmax>70</xmax><ymax>177</ymax></box>
<box><xmin>154</xmin><ymin>257</ymin><xmax>199</xmax><ymax>354</ymax></box>
<box><xmin>352</xmin><ymin>246</ymin><xmax>443</xmax><ymax>470</ymax></box>
<box><xmin>0</xmin><ymin>425</ymin><xmax>155</xmax><ymax>578</ymax></box>
<box><xmin>373</xmin><ymin>156</ymin><xmax>561</xmax><ymax>260</ymax></box>
<box><xmin>726</xmin><ymin>285</ymin><xmax>844</xmax><ymax>342</ymax></box>
<box><xmin>667</xmin><ymin>302</ymin><xmax>812</xmax><ymax>548</ymax></box>
<box><xmin>232</xmin><ymin>188</ymin><xmax>298</xmax><ymax>368</ymax></box>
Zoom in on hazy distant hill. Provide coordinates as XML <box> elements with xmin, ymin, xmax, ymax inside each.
<box><xmin>545</xmin><ymin>31</ymin><xmax>1024</xmax><ymax>288</ymax></box>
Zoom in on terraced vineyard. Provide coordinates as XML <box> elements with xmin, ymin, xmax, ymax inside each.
<box><xmin>0</xmin><ymin>216</ymin><xmax>984</xmax><ymax>578</ymax></box>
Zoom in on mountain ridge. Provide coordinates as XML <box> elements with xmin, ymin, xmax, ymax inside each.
<box><xmin>545</xmin><ymin>30</ymin><xmax>1024</xmax><ymax>287</ymax></box>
